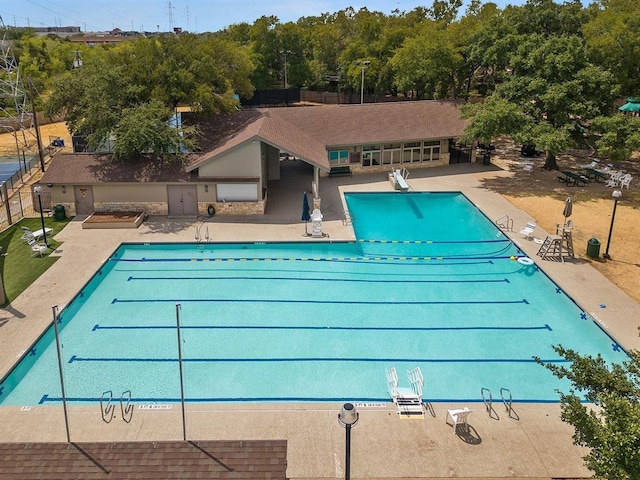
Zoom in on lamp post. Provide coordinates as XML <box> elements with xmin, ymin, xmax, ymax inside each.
<box><xmin>603</xmin><ymin>189</ymin><xmax>622</xmax><ymax>260</ymax></box>
<box><xmin>33</xmin><ymin>185</ymin><xmax>49</xmax><ymax>247</ymax></box>
<box><xmin>338</xmin><ymin>402</ymin><xmax>359</xmax><ymax>480</ymax></box>
<box><xmin>356</xmin><ymin>61</ymin><xmax>370</xmax><ymax>105</ymax></box>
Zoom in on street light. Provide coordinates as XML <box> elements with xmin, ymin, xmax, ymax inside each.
<box><xmin>33</xmin><ymin>185</ymin><xmax>49</xmax><ymax>247</ymax></box>
<box><xmin>603</xmin><ymin>189</ymin><xmax>622</xmax><ymax>260</ymax></box>
<box><xmin>338</xmin><ymin>402</ymin><xmax>359</xmax><ymax>480</ymax></box>
<box><xmin>279</xmin><ymin>49</ymin><xmax>292</xmax><ymax>106</ymax></box>
<box><xmin>356</xmin><ymin>61</ymin><xmax>370</xmax><ymax>105</ymax></box>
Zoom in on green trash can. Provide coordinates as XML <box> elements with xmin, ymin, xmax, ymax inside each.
<box><xmin>53</xmin><ymin>204</ymin><xmax>66</xmax><ymax>221</ymax></box>
<box><xmin>586</xmin><ymin>238</ymin><xmax>600</xmax><ymax>258</ymax></box>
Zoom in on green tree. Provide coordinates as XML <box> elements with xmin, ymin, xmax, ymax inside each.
<box><xmin>463</xmin><ymin>33</ymin><xmax>617</xmax><ymax>169</ymax></box>
<box><xmin>537</xmin><ymin>345</ymin><xmax>640</xmax><ymax>480</ymax></box>
<box><xmin>113</xmin><ymin>100</ymin><xmax>193</xmax><ymax>160</ymax></box>
<box><xmin>584</xmin><ymin>0</ymin><xmax>640</xmax><ymax>95</ymax></box>
<box><xmin>591</xmin><ymin>114</ymin><xmax>640</xmax><ymax>162</ymax></box>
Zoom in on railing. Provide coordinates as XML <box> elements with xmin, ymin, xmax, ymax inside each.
<box><xmin>495</xmin><ymin>215</ymin><xmax>514</xmax><ymax>232</ymax></box>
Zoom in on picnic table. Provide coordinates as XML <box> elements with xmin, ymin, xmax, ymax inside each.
<box><xmin>584</xmin><ymin>168</ymin><xmax>608</xmax><ymax>183</ymax></box>
<box><xmin>558</xmin><ymin>171</ymin><xmax>588</xmax><ymax>187</ymax></box>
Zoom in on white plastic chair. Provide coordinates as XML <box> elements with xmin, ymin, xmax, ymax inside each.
<box><xmin>27</xmin><ymin>237</ymin><xmax>49</xmax><ymax>257</ymax></box>
<box><xmin>446</xmin><ymin>407</ymin><xmax>472</xmax><ymax>433</ymax></box>
<box><xmin>619</xmin><ymin>174</ymin><xmax>632</xmax><ymax>190</ymax></box>
<box><xmin>605</xmin><ymin>171</ymin><xmax>624</xmax><ymax>187</ymax></box>
<box><xmin>519</xmin><ymin>221</ymin><xmax>536</xmax><ymax>239</ymax></box>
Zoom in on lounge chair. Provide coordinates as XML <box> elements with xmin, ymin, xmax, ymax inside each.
<box><xmin>27</xmin><ymin>237</ymin><xmax>49</xmax><ymax>257</ymax></box>
<box><xmin>519</xmin><ymin>221</ymin><xmax>536</xmax><ymax>240</ymax></box>
<box><xmin>21</xmin><ymin>226</ymin><xmax>53</xmax><ymax>241</ymax></box>
<box><xmin>577</xmin><ymin>158</ymin><xmax>600</xmax><ymax>169</ymax></box>
<box><xmin>446</xmin><ymin>407</ymin><xmax>472</xmax><ymax>433</ymax></box>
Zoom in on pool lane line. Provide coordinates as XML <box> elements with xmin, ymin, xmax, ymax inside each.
<box><xmin>68</xmin><ymin>355</ymin><xmax>568</xmax><ymax>364</ymax></box>
<box><xmin>111</xmin><ymin>298</ymin><xmax>530</xmax><ymax>306</ymax></box>
<box><xmin>357</xmin><ymin>238</ymin><xmax>510</xmax><ymax>244</ymax></box>
<box><xmin>110</xmin><ymin>255</ymin><xmax>513</xmax><ymax>263</ymax></box>
<box><xmin>37</xmin><ymin>394</ymin><xmax>562</xmax><ymax>405</ymax></box>
<box><xmin>92</xmin><ymin>324</ymin><xmax>553</xmax><ymax>332</ymax></box>
<box><xmin>126</xmin><ymin>275</ymin><xmax>511</xmax><ymax>284</ymax></box>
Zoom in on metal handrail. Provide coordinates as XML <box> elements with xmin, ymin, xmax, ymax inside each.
<box><xmin>500</xmin><ymin>388</ymin><xmax>513</xmax><ymax>417</ymax></box>
<box><xmin>100</xmin><ymin>390</ymin><xmax>115</xmax><ymax>423</ymax></box>
<box><xmin>481</xmin><ymin>387</ymin><xmax>493</xmax><ymax>414</ymax></box>
<box><xmin>120</xmin><ymin>390</ymin><xmax>133</xmax><ymax>423</ymax></box>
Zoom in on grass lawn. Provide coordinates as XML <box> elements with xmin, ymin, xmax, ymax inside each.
<box><xmin>0</xmin><ymin>216</ymin><xmax>72</xmax><ymax>306</ymax></box>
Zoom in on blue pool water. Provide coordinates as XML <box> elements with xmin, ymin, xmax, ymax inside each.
<box><xmin>0</xmin><ymin>192</ymin><xmax>628</xmax><ymax>406</ymax></box>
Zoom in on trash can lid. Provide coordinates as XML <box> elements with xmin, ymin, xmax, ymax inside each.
<box><xmin>588</xmin><ymin>237</ymin><xmax>600</xmax><ymax>244</ymax></box>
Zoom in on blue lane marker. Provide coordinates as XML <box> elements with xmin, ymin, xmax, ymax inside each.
<box><xmin>68</xmin><ymin>355</ymin><xmax>569</xmax><ymax>364</ymax></box>
<box><xmin>126</xmin><ymin>275</ymin><xmax>511</xmax><ymax>284</ymax></box>
<box><xmin>111</xmin><ymin>298</ymin><xmax>530</xmax><ymax>306</ymax></box>
<box><xmin>37</xmin><ymin>394</ymin><xmax>559</xmax><ymax>405</ymax></box>
<box><xmin>358</xmin><ymin>238</ymin><xmax>510</xmax><ymax>244</ymax></box>
<box><xmin>111</xmin><ymin>255</ymin><xmax>510</xmax><ymax>263</ymax></box>
<box><xmin>92</xmin><ymin>324</ymin><xmax>552</xmax><ymax>332</ymax></box>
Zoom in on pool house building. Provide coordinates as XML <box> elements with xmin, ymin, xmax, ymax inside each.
<box><xmin>40</xmin><ymin>100</ymin><xmax>470</xmax><ymax>217</ymax></box>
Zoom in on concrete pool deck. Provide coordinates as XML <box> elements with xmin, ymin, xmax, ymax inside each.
<box><xmin>1</xmin><ymin>161</ymin><xmax>638</xmax><ymax>479</ymax></box>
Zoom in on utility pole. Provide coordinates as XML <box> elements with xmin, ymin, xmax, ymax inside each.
<box><xmin>27</xmin><ymin>77</ymin><xmax>45</xmax><ymax>172</ymax></box>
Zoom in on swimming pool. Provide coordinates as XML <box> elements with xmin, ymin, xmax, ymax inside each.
<box><xmin>0</xmin><ymin>192</ymin><xmax>628</xmax><ymax>406</ymax></box>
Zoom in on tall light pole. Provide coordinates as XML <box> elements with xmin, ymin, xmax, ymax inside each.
<box><xmin>338</xmin><ymin>402</ymin><xmax>359</xmax><ymax>480</ymax></box>
<box><xmin>355</xmin><ymin>61</ymin><xmax>370</xmax><ymax>105</ymax></box>
<box><xmin>603</xmin><ymin>189</ymin><xmax>622</xmax><ymax>260</ymax></box>
<box><xmin>279</xmin><ymin>49</ymin><xmax>291</xmax><ymax>106</ymax></box>
<box><xmin>33</xmin><ymin>185</ymin><xmax>49</xmax><ymax>247</ymax></box>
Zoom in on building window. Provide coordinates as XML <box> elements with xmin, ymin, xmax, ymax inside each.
<box><xmin>328</xmin><ymin>150</ymin><xmax>349</xmax><ymax>166</ymax></box>
<box><xmin>403</xmin><ymin>142</ymin><xmax>422</xmax><ymax>163</ymax></box>
<box><xmin>423</xmin><ymin>140</ymin><xmax>441</xmax><ymax>162</ymax></box>
<box><xmin>382</xmin><ymin>143</ymin><xmax>402</xmax><ymax>165</ymax></box>
<box><xmin>362</xmin><ymin>144</ymin><xmax>381</xmax><ymax>167</ymax></box>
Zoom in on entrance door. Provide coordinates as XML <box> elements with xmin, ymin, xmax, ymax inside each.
<box><xmin>74</xmin><ymin>186</ymin><xmax>94</xmax><ymax>215</ymax></box>
<box><xmin>449</xmin><ymin>141</ymin><xmax>472</xmax><ymax>164</ymax></box>
<box><xmin>167</xmin><ymin>185</ymin><xmax>198</xmax><ymax>216</ymax></box>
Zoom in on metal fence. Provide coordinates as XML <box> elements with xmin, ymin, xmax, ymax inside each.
<box><xmin>0</xmin><ymin>188</ymin><xmax>52</xmax><ymax>232</ymax></box>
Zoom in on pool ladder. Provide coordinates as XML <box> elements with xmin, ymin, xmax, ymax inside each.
<box><xmin>495</xmin><ymin>215</ymin><xmax>514</xmax><ymax>232</ymax></box>
<box><xmin>100</xmin><ymin>390</ymin><xmax>134</xmax><ymax>423</ymax></box>
<box><xmin>481</xmin><ymin>387</ymin><xmax>516</xmax><ymax>420</ymax></box>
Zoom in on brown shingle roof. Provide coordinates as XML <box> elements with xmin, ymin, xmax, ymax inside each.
<box><xmin>40</xmin><ymin>154</ymin><xmax>197</xmax><ymax>185</ymax></box>
<box><xmin>269</xmin><ymin>100</ymin><xmax>466</xmax><ymax>146</ymax></box>
<box><xmin>0</xmin><ymin>440</ymin><xmax>287</xmax><ymax>480</ymax></box>
<box><xmin>187</xmin><ymin>100</ymin><xmax>465</xmax><ymax>173</ymax></box>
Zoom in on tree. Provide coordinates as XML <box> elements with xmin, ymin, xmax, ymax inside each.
<box><xmin>537</xmin><ymin>345</ymin><xmax>640</xmax><ymax>480</ymax></box>
<box><xmin>113</xmin><ymin>100</ymin><xmax>193</xmax><ymax>161</ymax></box>
<box><xmin>463</xmin><ymin>32</ymin><xmax>617</xmax><ymax>169</ymax></box>
<box><xmin>584</xmin><ymin>0</ymin><xmax>640</xmax><ymax>96</ymax></box>
<box><xmin>591</xmin><ymin>114</ymin><xmax>640</xmax><ymax>163</ymax></box>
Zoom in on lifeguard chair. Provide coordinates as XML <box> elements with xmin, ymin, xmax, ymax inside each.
<box><xmin>311</xmin><ymin>208</ymin><xmax>323</xmax><ymax>237</ymax></box>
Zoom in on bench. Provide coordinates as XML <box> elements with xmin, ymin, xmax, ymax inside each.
<box><xmin>329</xmin><ymin>166</ymin><xmax>352</xmax><ymax>177</ymax></box>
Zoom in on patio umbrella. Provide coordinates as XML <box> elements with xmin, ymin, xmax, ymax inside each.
<box><xmin>618</xmin><ymin>97</ymin><xmax>640</xmax><ymax>113</ymax></box>
<box><xmin>563</xmin><ymin>196</ymin><xmax>573</xmax><ymax>221</ymax></box>
<box><xmin>301</xmin><ymin>191</ymin><xmax>311</xmax><ymax>235</ymax></box>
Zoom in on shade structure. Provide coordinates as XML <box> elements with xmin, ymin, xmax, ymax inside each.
<box><xmin>301</xmin><ymin>191</ymin><xmax>311</xmax><ymax>235</ymax></box>
<box><xmin>563</xmin><ymin>196</ymin><xmax>573</xmax><ymax>220</ymax></box>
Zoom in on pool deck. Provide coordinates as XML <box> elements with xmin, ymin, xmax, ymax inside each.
<box><xmin>1</xmin><ymin>161</ymin><xmax>638</xmax><ymax>479</ymax></box>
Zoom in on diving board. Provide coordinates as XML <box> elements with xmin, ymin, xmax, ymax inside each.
<box><xmin>389</xmin><ymin>169</ymin><xmax>410</xmax><ymax>192</ymax></box>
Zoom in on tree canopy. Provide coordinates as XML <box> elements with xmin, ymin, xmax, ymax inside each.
<box><xmin>537</xmin><ymin>346</ymin><xmax>640</xmax><ymax>480</ymax></box>
<box><xmin>9</xmin><ymin>0</ymin><xmax>640</xmax><ymax>163</ymax></box>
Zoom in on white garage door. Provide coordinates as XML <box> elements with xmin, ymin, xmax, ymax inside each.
<box><xmin>216</xmin><ymin>184</ymin><xmax>258</xmax><ymax>201</ymax></box>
